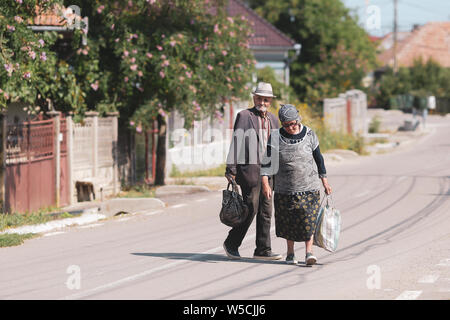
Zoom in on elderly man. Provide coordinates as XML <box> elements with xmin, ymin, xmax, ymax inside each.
<box><xmin>223</xmin><ymin>82</ymin><xmax>282</xmax><ymax>260</ymax></box>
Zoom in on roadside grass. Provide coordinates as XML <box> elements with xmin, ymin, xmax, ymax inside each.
<box><xmin>0</xmin><ymin>233</ymin><xmax>37</xmax><ymax>248</ymax></box>
<box><xmin>171</xmin><ymin>163</ymin><xmax>226</xmax><ymax>178</ymax></box>
<box><xmin>0</xmin><ymin>208</ymin><xmax>75</xmax><ymax>247</ymax></box>
<box><xmin>119</xmin><ymin>183</ymin><xmax>156</xmax><ymax>198</ymax></box>
<box><xmin>0</xmin><ymin>209</ymin><xmax>73</xmax><ymax>232</ymax></box>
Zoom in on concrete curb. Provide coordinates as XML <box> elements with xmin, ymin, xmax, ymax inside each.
<box><xmin>155</xmin><ymin>185</ymin><xmax>211</xmax><ymax>197</ymax></box>
<box><xmin>99</xmin><ymin>197</ymin><xmax>166</xmax><ymax>218</ymax></box>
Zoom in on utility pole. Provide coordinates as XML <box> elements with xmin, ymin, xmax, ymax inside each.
<box><xmin>393</xmin><ymin>0</ymin><xmax>398</xmax><ymax>73</ymax></box>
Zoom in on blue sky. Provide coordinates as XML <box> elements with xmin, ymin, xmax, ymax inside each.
<box><xmin>341</xmin><ymin>0</ymin><xmax>450</xmax><ymax>36</ymax></box>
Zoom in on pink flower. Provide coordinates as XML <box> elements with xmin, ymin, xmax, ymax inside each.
<box><xmin>161</xmin><ymin>60</ymin><xmax>169</xmax><ymax>67</ymax></box>
<box><xmin>40</xmin><ymin>52</ymin><xmax>47</xmax><ymax>61</ymax></box>
<box><xmin>130</xmin><ymin>57</ymin><xmax>136</xmax><ymax>63</ymax></box>
<box><xmin>28</xmin><ymin>51</ymin><xmax>36</xmax><ymax>60</ymax></box>
<box><xmin>4</xmin><ymin>64</ymin><xmax>13</xmax><ymax>74</ymax></box>
<box><xmin>23</xmin><ymin>72</ymin><xmax>31</xmax><ymax>79</ymax></box>
<box><xmin>124</xmin><ymin>50</ymin><xmax>129</xmax><ymax>57</ymax></box>
<box><xmin>179</xmin><ymin>76</ymin><xmax>185</xmax><ymax>82</ymax></box>
<box><xmin>14</xmin><ymin>16</ymin><xmax>23</xmax><ymax>23</ymax></box>
<box><xmin>146</xmin><ymin>52</ymin><xmax>153</xmax><ymax>58</ymax></box>
<box><xmin>130</xmin><ymin>121</ymin><xmax>135</xmax><ymax>126</ymax></box>
<box><xmin>158</xmin><ymin>108</ymin><xmax>166</xmax><ymax>117</ymax></box>
<box><xmin>97</xmin><ymin>5</ymin><xmax>105</xmax><ymax>14</ymax></box>
<box><xmin>132</xmin><ymin>49</ymin><xmax>137</xmax><ymax>54</ymax></box>
<box><xmin>38</xmin><ymin>39</ymin><xmax>45</xmax><ymax>47</ymax></box>
<box><xmin>181</xmin><ymin>64</ymin><xmax>187</xmax><ymax>70</ymax></box>
<box><xmin>138</xmin><ymin>71</ymin><xmax>143</xmax><ymax>77</ymax></box>
<box><xmin>136</xmin><ymin>126</ymin><xmax>142</xmax><ymax>133</ymax></box>
<box><xmin>159</xmin><ymin>71</ymin><xmax>165</xmax><ymax>78</ymax></box>
<box><xmin>214</xmin><ymin>24</ymin><xmax>220</xmax><ymax>34</ymax></box>
<box><xmin>161</xmin><ymin>55</ymin><xmax>166</xmax><ymax>59</ymax></box>
<box><xmin>90</xmin><ymin>81</ymin><xmax>99</xmax><ymax>91</ymax></box>
<box><xmin>124</xmin><ymin>77</ymin><xmax>129</xmax><ymax>82</ymax></box>
<box><xmin>111</xmin><ymin>24</ymin><xmax>115</xmax><ymax>30</ymax></box>
<box><xmin>186</xmin><ymin>71</ymin><xmax>192</xmax><ymax>78</ymax></box>
<box><xmin>207</xmin><ymin>65</ymin><xmax>213</xmax><ymax>71</ymax></box>
<box><xmin>156</xmin><ymin>45</ymin><xmax>163</xmax><ymax>51</ymax></box>
<box><xmin>15</xmin><ymin>0</ymin><xmax>23</xmax><ymax>3</ymax></box>
<box><xmin>115</xmin><ymin>38</ymin><xmax>120</xmax><ymax>43</ymax></box>
<box><xmin>130</xmin><ymin>64</ymin><xmax>138</xmax><ymax>71</ymax></box>
<box><xmin>222</xmin><ymin>50</ymin><xmax>227</xmax><ymax>56</ymax></box>
<box><xmin>170</xmin><ymin>40</ymin><xmax>176</xmax><ymax>47</ymax></box>
<box><xmin>7</xmin><ymin>25</ymin><xmax>15</xmax><ymax>32</ymax></box>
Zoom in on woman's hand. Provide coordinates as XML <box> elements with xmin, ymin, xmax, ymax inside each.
<box><xmin>262</xmin><ymin>176</ymin><xmax>272</xmax><ymax>199</ymax></box>
<box><xmin>321</xmin><ymin>177</ymin><xmax>332</xmax><ymax>195</ymax></box>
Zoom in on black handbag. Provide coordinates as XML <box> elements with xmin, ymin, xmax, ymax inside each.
<box><xmin>219</xmin><ymin>180</ymin><xmax>249</xmax><ymax>227</ymax></box>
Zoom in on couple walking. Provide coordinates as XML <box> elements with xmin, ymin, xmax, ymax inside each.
<box><xmin>223</xmin><ymin>82</ymin><xmax>332</xmax><ymax>265</ymax></box>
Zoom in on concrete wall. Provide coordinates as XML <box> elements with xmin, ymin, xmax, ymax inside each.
<box><xmin>70</xmin><ymin>112</ymin><xmax>119</xmax><ymax>203</ymax></box>
<box><xmin>323</xmin><ymin>89</ymin><xmax>368</xmax><ymax>136</ymax></box>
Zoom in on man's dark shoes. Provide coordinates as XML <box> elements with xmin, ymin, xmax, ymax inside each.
<box><xmin>253</xmin><ymin>250</ymin><xmax>282</xmax><ymax>260</ymax></box>
<box><xmin>223</xmin><ymin>242</ymin><xmax>241</xmax><ymax>260</ymax></box>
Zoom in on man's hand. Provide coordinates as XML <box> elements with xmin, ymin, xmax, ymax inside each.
<box><xmin>225</xmin><ymin>173</ymin><xmax>235</xmax><ymax>183</ymax></box>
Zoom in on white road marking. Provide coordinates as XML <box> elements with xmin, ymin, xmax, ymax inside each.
<box><xmin>195</xmin><ymin>199</ymin><xmax>207</xmax><ymax>202</ymax></box>
<box><xmin>418</xmin><ymin>274</ymin><xmax>440</xmax><ymax>284</ymax></box>
<box><xmin>437</xmin><ymin>259</ymin><xmax>450</xmax><ymax>267</ymax></box>
<box><xmin>171</xmin><ymin>204</ymin><xmax>187</xmax><ymax>209</ymax></box>
<box><xmin>43</xmin><ymin>231</ymin><xmax>66</xmax><ymax>237</ymax></box>
<box><xmin>77</xmin><ymin>223</ymin><xmax>104</xmax><ymax>229</ymax></box>
<box><xmin>144</xmin><ymin>210</ymin><xmax>163</xmax><ymax>216</ymax></box>
<box><xmin>62</xmin><ymin>226</ymin><xmax>272</xmax><ymax>300</ymax></box>
<box><xmin>395</xmin><ymin>290</ymin><xmax>422</xmax><ymax>300</ymax></box>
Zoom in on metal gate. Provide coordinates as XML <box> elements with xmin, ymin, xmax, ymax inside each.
<box><xmin>4</xmin><ymin>117</ymin><xmax>69</xmax><ymax>213</ymax></box>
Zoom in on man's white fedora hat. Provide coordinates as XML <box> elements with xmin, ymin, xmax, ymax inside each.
<box><xmin>252</xmin><ymin>82</ymin><xmax>276</xmax><ymax>98</ymax></box>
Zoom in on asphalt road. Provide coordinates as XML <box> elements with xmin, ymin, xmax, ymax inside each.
<box><xmin>1</xmin><ymin>115</ymin><xmax>449</xmax><ymax>300</ymax></box>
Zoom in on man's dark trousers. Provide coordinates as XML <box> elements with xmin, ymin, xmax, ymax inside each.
<box><xmin>224</xmin><ymin>177</ymin><xmax>273</xmax><ymax>255</ymax></box>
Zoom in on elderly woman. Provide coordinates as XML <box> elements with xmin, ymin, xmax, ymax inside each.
<box><xmin>261</xmin><ymin>104</ymin><xmax>332</xmax><ymax>266</ymax></box>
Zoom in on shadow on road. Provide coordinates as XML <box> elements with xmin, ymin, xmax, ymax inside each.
<box><xmin>131</xmin><ymin>252</ymin><xmax>322</xmax><ymax>267</ymax></box>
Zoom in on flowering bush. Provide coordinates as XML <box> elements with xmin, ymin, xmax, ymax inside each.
<box><xmin>0</xmin><ymin>0</ymin><xmax>89</xmax><ymax>117</ymax></box>
<box><xmin>69</xmin><ymin>0</ymin><xmax>255</xmax><ymax>131</ymax></box>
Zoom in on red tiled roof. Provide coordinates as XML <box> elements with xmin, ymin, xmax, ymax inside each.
<box><xmin>378</xmin><ymin>22</ymin><xmax>450</xmax><ymax>68</ymax></box>
<box><xmin>227</xmin><ymin>0</ymin><xmax>295</xmax><ymax>49</ymax></box>
<box><xmin>30</xmin><ymin>5</ymin><xmax>78</xmax><ymax>27</ymax></box>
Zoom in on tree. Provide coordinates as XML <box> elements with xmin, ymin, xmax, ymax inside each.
<box><xmin>0</xmin><ymin>0</ymin><xmax>88</xmax><ymax>117</ymax></box>
<box><xmin>247</xmin><ymin>0</ymin><xmax>377</xmax><ymax>107</ymax></box>
<box><xmin>67</xmin><ymin>0</ymin><xmax>255</xmax><ymax>185</ymax></box>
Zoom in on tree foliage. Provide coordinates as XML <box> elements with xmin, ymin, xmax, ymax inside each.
<box><xmin>247</xmin><ymin>0</ymin><xmax>377</xmax><ymax>107</ymax></box>
<box><xmin>0</xmin><ymin>0</ymin><xmax>88</xmax><ymax>117</ymax></box>
<box><xmin>373</xmin><ymin>58</ymin><xmax>450</xmax><ymax>108</ymax></box>
<box><xmin>66</xmin><ymin>0</ymin><xmax>255</xmax><ymax>130</ymax></box>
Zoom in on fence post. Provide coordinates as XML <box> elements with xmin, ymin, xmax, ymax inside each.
<box><xmin>0</xmin><ymin>112</ymin><xmax>6</xmax><ymax>213</ymax></box>
<box><xmin>67</xmin><ymin>114</ymin><xmax>74</xmax><ymax>205</ymax></box>
<box><xmin>85</xmin><ymin>111</ymin><xmax>99</xmax><ymax>179</ymax></box>
<box><xmin>107</xmin><ymin>112</ymin><xmax>119</xmax><ymax>194</ymax></box>
<box><xmin>48</xmin><ymin>111</ymin><xmax>61</xmax><ymax>207</ymax></box>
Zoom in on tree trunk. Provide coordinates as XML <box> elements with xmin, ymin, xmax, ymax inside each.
<box><xmin>154</xmin><ymin>114</ymin><xmax>167</xmax><ymax>186</ymax></box>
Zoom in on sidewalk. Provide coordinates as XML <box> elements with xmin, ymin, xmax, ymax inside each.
<box><xmin>2</xmin><ymin>109</ymin><xmax>435</xmax><ymax>237</ymax></box>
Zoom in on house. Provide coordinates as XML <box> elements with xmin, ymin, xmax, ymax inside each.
<box><xmin>377</xmin><ymin>22</ymin><xmax>450</xmax><ymax>68</ymax></box>
<box><xmin>227</xmin><ymin>0</ymin><xmax>299</xmax><ymax>86</ymax></box>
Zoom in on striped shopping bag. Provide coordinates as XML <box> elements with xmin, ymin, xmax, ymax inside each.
<box><xmin>314</xmin><ymin>195</ymin><xmax>341</xmax><ymax>252</ymax></box>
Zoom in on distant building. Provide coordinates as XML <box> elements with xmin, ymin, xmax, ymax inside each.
<box><xmin>377</xmin><ymin>22</ymin><xmax>450</xmax><ymax>68</ymax></box>
<box><xmin>227</xmin><ymin>0</ymin><xmax>298</xmax><ymax>86</ymax></box>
